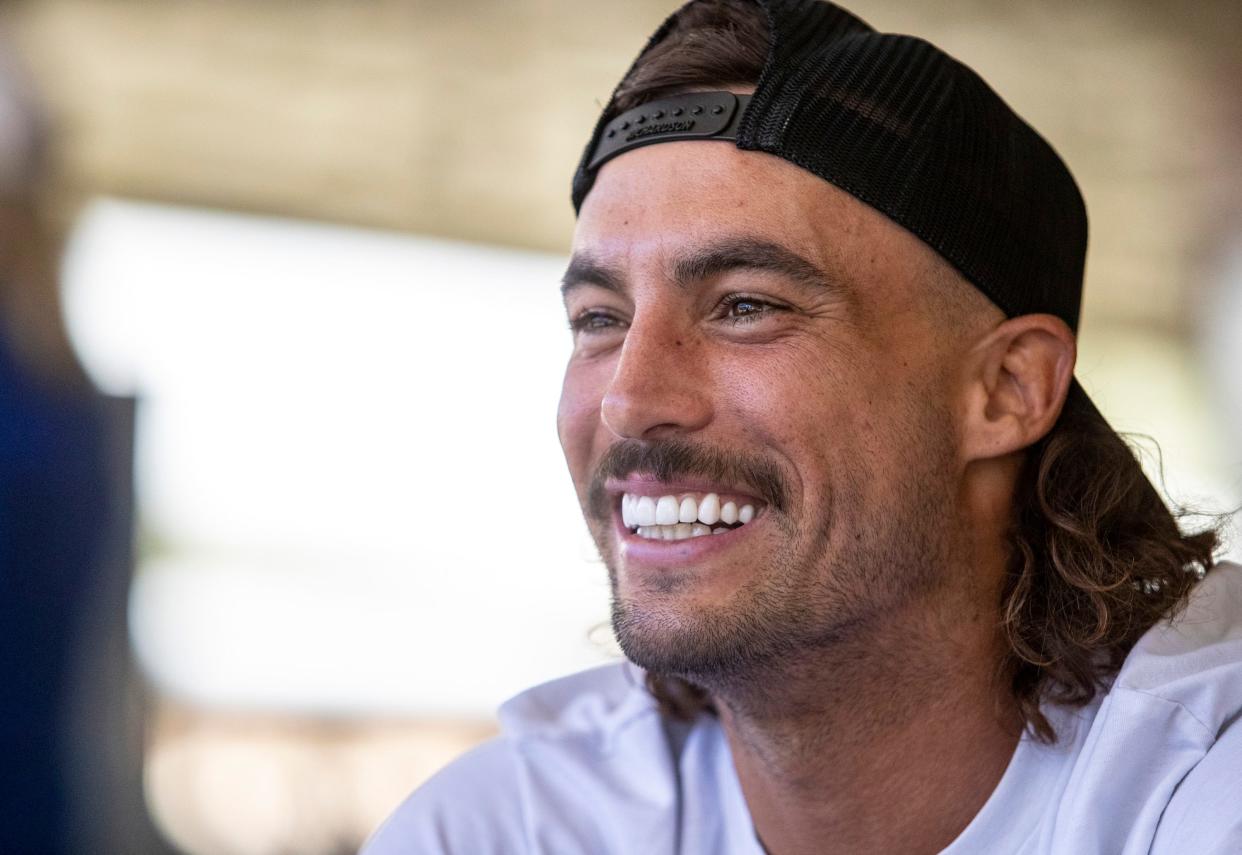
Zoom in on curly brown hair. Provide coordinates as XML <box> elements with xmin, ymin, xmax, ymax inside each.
<box><xmin>607</xmin><ymin>0</ymin><xmax>1222</xmax><ymax>743</ymax></box>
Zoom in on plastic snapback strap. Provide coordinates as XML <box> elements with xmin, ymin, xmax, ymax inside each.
<box><xmin>587</xmin><ymin>91</ymin><xmax>752</xmax><ymax>172</ymax></box>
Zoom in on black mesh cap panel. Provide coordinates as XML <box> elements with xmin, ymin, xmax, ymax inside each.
<box><xmin>571</xmin><ymin>0</ymin><xmax>1089</xmax><ymax>333</ymax></box>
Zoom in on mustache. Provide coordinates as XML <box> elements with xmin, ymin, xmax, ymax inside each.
<box><xmin>587</xmin><ymin>438</ymin><xmax>791</xmax><ymax>522</ymax></box>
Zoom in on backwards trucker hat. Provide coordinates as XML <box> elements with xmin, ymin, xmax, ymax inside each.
<box><xmin>571</xmin><ymin>0</ymin><xmax>1089</xmax><ymax>336</ymax></box>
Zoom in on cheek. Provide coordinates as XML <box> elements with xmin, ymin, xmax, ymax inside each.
<box><xmin>723</xmin><ymin>339</ymin><xmax>864</xmax><ymax>442</ymax></box>
<box><xmin>727</xmin><ymin>343</ymin><xmax>885</xmax><ymax>508</ymax></box>
<box><xmin>557</xmin><ymin>362</ymin><xmax>605</xmax><ymax>485</ymax></box>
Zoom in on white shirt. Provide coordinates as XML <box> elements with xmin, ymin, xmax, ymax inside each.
<box><xmin>364</xmin><ymin>562</ymin><xmax>1242</xmax><ymax>854</ymax></box>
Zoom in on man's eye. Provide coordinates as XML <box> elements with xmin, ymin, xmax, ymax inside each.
<box><xmin>719</xmin><ymin>295</ymin><xmax>781</xmax><ymax>324</ymax></box>
<box><xmin>570</xmin><ymin>311</ymin><xmax>624</xmax><ymax>334</ymax></box>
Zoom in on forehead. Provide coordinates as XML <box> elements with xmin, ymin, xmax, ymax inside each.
<box><xmin>573</xmin><ymin>140</ymin><xmax>940</xmax><ymax>304</ymax></box>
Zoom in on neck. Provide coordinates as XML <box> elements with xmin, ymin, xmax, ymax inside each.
<box><xmin>711</xmin><ymin>591</ymin><xmax>1021</xmax><ymax>855</ymax></box>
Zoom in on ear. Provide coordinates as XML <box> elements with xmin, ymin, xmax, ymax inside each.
<box><xmin>959</xmin><ymin>313</ymin><xmax>1076</xmax><ymax>463</ymax></box>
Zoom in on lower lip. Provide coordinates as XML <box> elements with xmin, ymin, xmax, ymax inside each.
<box><xmin>615</xmin><ymin>512</ymin><xmax>760</xmax><ymax>565</ymax></box>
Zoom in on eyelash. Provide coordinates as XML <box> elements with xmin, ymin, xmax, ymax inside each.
<box><xmin>717</xmin><ymin>294</ymin><xmax>782</xmax><ymax>324</ymax></box>
<box><xmin>569</xmin><ymin>294</ymin><xmax>785</xmax><ymax>335</ymax></box>
<box><xmin>568</xmin><ymin>311</ymin><xmax>622</xmax><ymax>334</ymax></box>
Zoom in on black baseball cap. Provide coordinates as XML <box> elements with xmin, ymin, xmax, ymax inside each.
<box><xmin>570</xmin><ymin>0</ymin><xmax>1125</xmax><ymax>453</ymax></box>
<box><xmin>573</xmin><ymin>0</ymin><xmax>1089</xmax><ymax>335</ymax></box>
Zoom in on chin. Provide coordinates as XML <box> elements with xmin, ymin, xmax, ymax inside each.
<box><xmin>609</xmin><ymin>587</ymin><xmax>795</xmax><ymax>684</ymax></box>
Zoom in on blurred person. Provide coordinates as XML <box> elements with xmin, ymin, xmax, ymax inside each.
<box><xmin>366</xmin><ymin>1</ymin><xmax>1242</xmax><ymax>853</ymax></box>
<box><xmin>0</xmin><ymin>36</ymin><xmax>165</xmax><ymax>855</ymax></box>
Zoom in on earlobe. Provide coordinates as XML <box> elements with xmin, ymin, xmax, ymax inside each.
<box><xmin>961</xmin><ymin>314</ymin><xmax>1076</xmax><ymax>463</ymax></box>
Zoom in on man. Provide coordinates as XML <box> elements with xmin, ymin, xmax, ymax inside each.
<box><xmin>366</xmin><ymin>1</ymin><xmax>1241</xmax><ymax>852</ymax></box>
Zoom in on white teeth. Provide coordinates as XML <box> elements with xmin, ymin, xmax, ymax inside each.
<box><xmin>622</xmin><ymin>491</ymin><xmax>760</xmax><ymax>534</ymax></box>
<box><xmin>655</xmin><ymin>495</ymin><xmax>679</xmax><ymax>525</ymax></box>
<box><xmin>621</xmin><ymin>495</ymin><xmax>636</xmax><ymax>528</ymax></box>
<box><xmin>634</xmin><ymin>522</ymin><xmax>716</xmax><ymax>540</ymax></box>
<box><xmin>636</xmin><ymin>496</ymin><xmax>656</xmax><ymax>526</ymax></box>
<box><xmin>698</xmin><ymin>493</ymin><xmax>721</xmax><ymax>525</ymax></box>
<box><xmin>679</xmin><ymin>496</ymin><xmax>698</xmax><ymax>523</ymax></box>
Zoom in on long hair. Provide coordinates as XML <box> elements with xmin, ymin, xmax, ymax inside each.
<box><xmin>1000</xmin><ymin>386</ymin><xmax>1218</xmax><ymax>740</ymax></box>
<box><xmin>608</xmin><ymin>0</ymin><xmax>1222</xmax><ymax>742</ymax></box>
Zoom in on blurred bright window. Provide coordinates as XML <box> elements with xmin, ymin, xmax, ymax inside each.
<box><xmin>63</xmin><ymin>198</ymin><xmax>617</xmax><ymax>720</ymax></box>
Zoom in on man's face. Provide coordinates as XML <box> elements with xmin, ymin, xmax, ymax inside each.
<box><xmin>558</xmin><ymin>141</ymin><xmax>974</xmax><ymax>682</ymax></box>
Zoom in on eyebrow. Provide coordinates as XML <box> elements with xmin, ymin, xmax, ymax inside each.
<box><xmin>561</xmin><ymin>253</ymin><xmax>625</xmax><ymax>297</ymax></box>
<box><xmin>671</xmin><ymin>238</ymin><xmax>832</xmax><ymax>293</ymax></box>
<box><xmin>561</xmin><ymin>237</ymin><xmax>835</xmax><ymax>298</ymax></box>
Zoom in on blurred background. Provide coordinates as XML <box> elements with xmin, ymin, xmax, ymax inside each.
<box><xmin>0</xmin><ymin>0</ymin><xmax>1239</xmax><ymax>852</ymax></box>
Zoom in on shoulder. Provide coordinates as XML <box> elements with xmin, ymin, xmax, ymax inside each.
<box><xmin>1138</xmin><ymin>562</ymin><xmax>1242</xmax><ymax>853</ymax></box>
<box><xmin>1112</xmin><ymin>560</ymin><xmax>1242</xmax><ymax>734</ymax></box>
<box><xmin>361</xmin><ymin>737</ymin><xmax>523</xmax><ymax>855</ymax></box>
<box><xmin>1035</xmin><ymin>563</ymin><xmax>1242</xmax><ymax>853</ymax></box>
<box><xmin>362</xmin><ymin>662</ymin><xmax>670</xmax><ymax>855</ymax></box>
<box><xmin>1149</xmin><ymin>717</ymin><xmax>1242</xmax><ymax>854</ymax></box>
<box><xmin>495</xmin><ymin>658</ymin><xmax>658</xmax><ymax>743</ymax></box>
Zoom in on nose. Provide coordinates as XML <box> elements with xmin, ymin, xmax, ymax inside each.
<box><xmin>600</xmin><ymin>312</ymin><xmax>713</xmax><ymax>440</ymax></box>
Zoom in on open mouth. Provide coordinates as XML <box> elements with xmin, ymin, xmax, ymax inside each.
<box><xmin>619</xmin><ymin>491</ymin><xmax>763</xmax><ymax>541</ymax></box>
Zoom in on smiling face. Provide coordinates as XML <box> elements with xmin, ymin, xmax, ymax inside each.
<box><xmin>558</xmin><ymin>140</ymin><xmax>991</xmax><ymax>684</ymax></box>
